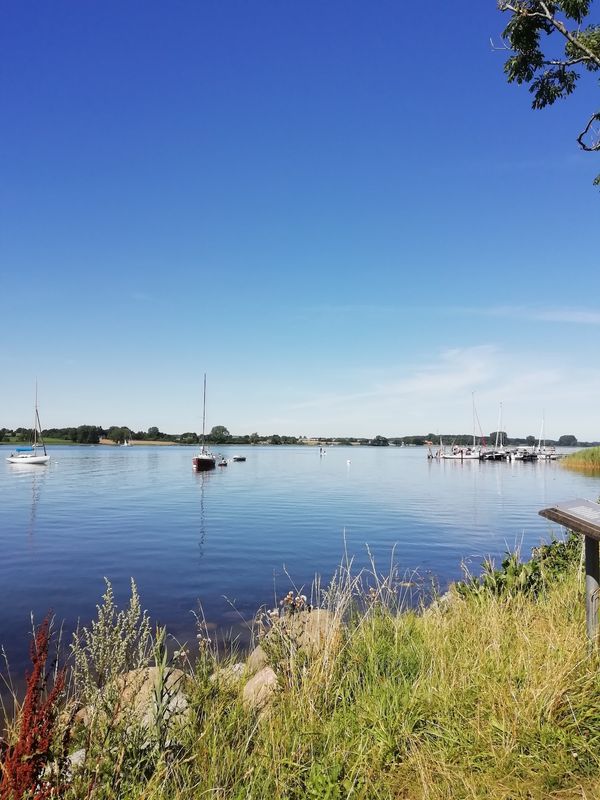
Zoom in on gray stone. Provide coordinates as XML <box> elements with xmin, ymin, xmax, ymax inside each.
<box><xmin>68</xmin><ymin>748</ymin><xmax>86</xmax><ymax>769</ymax></box>
<box><xmin>209</xmin><ymin>662</ymin><xmax>246</xmax><ymax>689</ymax></box>
<box><xmin>75</xmin><ymin>666</ymin><xmax>189</xmax><ymax>730</ymax></box>
<box><xmin>248</xmin><ymin>609</ymin><xmax>340</xmax><ymax>674</ymax></box>
<box><xmin>242</xmin><ymin>666</ymin><xmax>278</xmax><ymax>711</ymax></box>
<box><xmin>246</xmin><ymin>644</ymin><xmax>269</xmax><ymax>674</ymax></box>
<box><xmin>423</xmin><ymin>591</ymin><xmax>454</xmax><ymax>617</ymax></box>
<box><xmin>284</xmin><ymin>609</ymin><xmax>338</xmax><ymax>655</ymax></box>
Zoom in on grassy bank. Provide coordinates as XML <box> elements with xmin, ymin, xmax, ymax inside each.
<box><xmin>562</xmin><ymin>446</ymin><xmax>600</xmax><ymax>472</ymax></box>
<box><xmin>2</xmin><ymin>536</ymin><xmax>599</xmax><ymax>799</ymax></box>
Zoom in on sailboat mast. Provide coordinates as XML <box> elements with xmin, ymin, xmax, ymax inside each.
<box><xmin>472</xmin><ymin>392</ymin><xmax>476</xmax><ymax>447</ymax></box>
<box><xmin>495</xmin><ymin>402</ymin><xmax>503</xmax><ymax>449</ymax></box>
<box><xmin>36</xmin><ymin>407</ymin><xmax>47</xmax><ymax>456</ymax></box>
<box><xmin>33</xmin><ymin>382</ymin><xmax>38</xmax><ymax>448</ymax></box>
<box><xmin>201</xmin><ymin>373</ymin><xmax>207</xmax><ymax>452</ymax></box>
<box><xmin>499</xmin><ymin>402</ymin><xmax>504</xmax><ymax>448</ymax></box>
<box><xmin>34</xmin><ymin>381</ymin><xmax>47</xmax><ymax>456</ymax></box>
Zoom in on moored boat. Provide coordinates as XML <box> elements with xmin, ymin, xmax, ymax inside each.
<box><xmin>193</xmin><ymin>452</ymin><xmax>216</xmax><ymax>471</ymax></box>
<box><xmin>480</xmin><ymin>449</ymin><xmax>508</xmax><ymax>461</ymax></box>
<box><xmin>509</xmin><ymin>448</ymin><xmax>538</xmax><ymax>462</ymax></box>
<box><xmin>441</xmin><ymin>446</ymin><xmax>480</xmax><ymax>460</ymax></box>
<box><xmin>192</xmin><ymin>374</ymin><xmax>216</xmax><ymax>472</ymax></box>
<box><xmin>7</xmin><ymin>385</ymin><xmax>50</xmax><ymax>465</ymax></box>
<box><xmin>7</xmin><ymin>447</ymin><xmax>50</xmax><ymax>465</ymax></box>
<box><xmin>536</xmin><ymin>417</ymin><xmax>558</xmax><ymax>459</ymax></box>
<box><xmin>480</xmin><ymin>402</ymin><xmax>508</xmax><ymax>461</ymax></box>
<box><xmin>440</xmin><ymin>395</ymin><xmax>483</xmax><ymax>460</ymax></box>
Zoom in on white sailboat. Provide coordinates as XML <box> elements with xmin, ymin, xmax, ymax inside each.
<box><xmin>536</xmin><ymin>416</ymin><xmax>557</xmax><ymax>460</ymax></box>
<box><xmin>481</xmin><ymin>402</ymin><xmax>507</xmax><ymax>461</ymax></box>
<box><xmin>7</xmin><ymin>385</ymin><xmax>50</xmax><ymax>465</ymax></box>
<box><xmin>440</xmin><ymin>394</ymin><xmax>482</xmax><ymax>460</ymax></box>
<box><xmin>192</xmin><ymin>374</ymin><xmax>216</xmax><ymax>471</ymax></box>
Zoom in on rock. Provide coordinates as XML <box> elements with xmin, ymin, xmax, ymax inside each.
<box><xmin>74</xmin><ymin>666</ymin><xmax>189</xmax><ymax>730</ymax></box>
<box><xmin>209</xmin><ymin>662</ymin><xmax>246</xmax><ymax>689</ymax></box>
<box><xmin>259</xmin><ymin>609</ymin><xmax>339</xmax><ymax>659</ymax></box>
<box><xmin>246</xmin><ymin>644</ymin><xmax>269</xmax><ymax>674</ymax></box>
<box><xmin>68</xmin><ymin>748</ymin><xmax>86</xmax><ymax>770</ymax></box>
<box><xmin>74</xmin><ymin>705</ymin><xmax>91</xmax><ymax>727</ymax></box>
<box><xmin>132</xmin><ymin>667</ymin><xmax>189</xmax><ymax>730</ymax></box>
<box><xmin>284</xmin><ymin>609</ymin><xmax>338</xmax><ymax>655</ymax></box>
<box><xmin>423</xmin><ymin>591</ymin><xmax>454</xmax><ymax>617</ymax></box>
<box><xmin>242</xmin><ymin>666</ymin><xmax>278</xmax><ymax>711</ymax></box>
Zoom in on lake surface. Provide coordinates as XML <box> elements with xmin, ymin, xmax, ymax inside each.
<box><xmin>1</xmin><ymin>444</ymin><xmax>599</xmax><ymax>678</ymax></box>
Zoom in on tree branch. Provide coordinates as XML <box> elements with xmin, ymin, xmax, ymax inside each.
<box><xmin>545</xmin><ymin>56</ymin><xmax>593</xmax><ymax>67</ymax></box>
<box><xmin>539</xmin><ymin>2</ymin><xmax>600</xmax><ymax>68</ymax></box>
<box><xmin>577</xmin><ymin>112</ymin><xmax>600</xmax><ymax>152</ymax></box>
<box><xmin>500</xmin><ymin>3</ymin><xmax>551</xmax><ymax>20</ymax></box>
<box><xmin>500</xmin><ymin>2</ymin><xmax>600</xmax><ymax>69</ymax></box>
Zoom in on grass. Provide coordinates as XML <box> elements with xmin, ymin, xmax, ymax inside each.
<box><xmin>2</xmin><ymin>537</ymin><xmax>600</xmax><ymax>799</ymax></box>
<box><xmin>562</xmin><ymin>446</ymin><xmax>600</xmax><ymax>472</ymax></box>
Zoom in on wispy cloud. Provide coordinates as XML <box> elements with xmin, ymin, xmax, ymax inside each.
<box><xmin>529</xmin><ymin>309</ymin><xmax>600</xmax><ymax>325</ymax></box>
<box><xmin>288</xmin><ymin>345</ymin><xmax>500</xmax><ymax>421</ymax></box>
<box><xmin>301</xmin><ymin>304</ymin><xmax>600</xmax><ymax>326</ymax></box>
<box><xmin>290</xmin><ymin>346</ymin><xmax>497</xmax><ymax>411</ymax></box>
<box><xmin>460</xmin><ymin>305</ymin><xmax>600</xmax><ymax>326</ymax></box>
<box><xmin>265</xmin><ymin>344</ymin><xmax>600</xmax><ymax>439</ymax></box>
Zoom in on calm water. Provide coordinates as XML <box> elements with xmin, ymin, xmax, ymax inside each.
<box><xmin>1</xmin><ymin>444</ymin><xmax>599</xmax><ymax>676</ymax></box>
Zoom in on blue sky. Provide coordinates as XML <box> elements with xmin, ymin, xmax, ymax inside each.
<box><xmin>2</xmin><ymin>1</ymin><xmax>599</xmax><ymax>439</ymax></box>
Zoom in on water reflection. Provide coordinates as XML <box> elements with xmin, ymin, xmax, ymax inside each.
<box><xmin>194</xmin><ymin>470</ymin><xmax>210</xmax><ymax>561</ymax></box>
<box><xmin>8</xmin><ymin>462</ymin><xmax>47</xmax><ymax>538</ymax></box>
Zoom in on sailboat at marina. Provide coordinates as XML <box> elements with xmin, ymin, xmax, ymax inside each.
<box><xmin>192</xmin><ymin>374</ymin><xmax>216</xmax><ymax>472</ymax></box>
<box><xmin>7</xmin><ymin>385</ymin><xmax>50</xmax><ymax>465</ymax></box>
<box><xmin>536</xmin><ymin>416</ymin><xmax>558</xmax><ymax>460</ymax></box>
<box><xmin>480</xmin><ymin>402</ymin><xmax>508</xmax><ymax>461</ymax></box>
<box><xmin>440</xmin><ymin>394</ymin><xmax>482</xmax><ymax>460</ymax></box>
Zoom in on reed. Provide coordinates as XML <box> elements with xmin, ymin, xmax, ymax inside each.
<box><xmin>562</xmin><ymin>446</ymin><xmax>600</xmax><ymax>472</ymax></box>
<box><xmin>2</xmin><ymin>538</ymin><xmax>599</xmax><ymax>799</ymax></box>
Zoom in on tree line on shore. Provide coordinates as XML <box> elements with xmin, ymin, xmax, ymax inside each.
<box><xmin>0</xmin><ymin>425</ymin><xmax>596</xmax><ymax>448</ymax></box>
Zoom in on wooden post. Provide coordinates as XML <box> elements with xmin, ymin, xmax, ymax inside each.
<box><xmin>539</xmin><ymin>499</ymin><xmax>600</xmax><ymax>644</ymax></box>
<box><xmin>585</xmin><ymin>535</ymin><xmax>600</xmax><ymax>642</ymax></box>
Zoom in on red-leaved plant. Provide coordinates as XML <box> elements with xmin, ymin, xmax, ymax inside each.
<box><xmin>0</xmin><ymin>615</ymin><xmax>66</xmax><ymax>800</ymax></box>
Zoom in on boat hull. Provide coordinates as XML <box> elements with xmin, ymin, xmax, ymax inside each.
<box><xmin>7</xmin><ymin>454</ymin><xmax>50</xmax><ymax>465</ymax></box>
<box><xmin>480</xmin><ymin>451</ymin><xmax>508</xmax><ymax>461</ymax></box>
<box><xmin>193</xmin><ymin>455</ymin><xmax>216</xmax><ymax>471</ymax></box>
<box><xmin>441</xmin><ymin>453</ymin><xmax>480</xmax><ymax>460</ymax></box>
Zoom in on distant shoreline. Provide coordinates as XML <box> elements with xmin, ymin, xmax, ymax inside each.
<box><xmin>0</xmin><ymin>439</ymin><xmax>178</xmax><ymax>447</ymax></box>
<box><xmin>98</xmin><ymin>438</ymin><xmax>177</xmax><ymax>447</ymax></box>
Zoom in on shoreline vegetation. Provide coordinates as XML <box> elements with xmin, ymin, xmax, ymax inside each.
<box><xmin>2</xmin><ymin>533</ymin><xmax>598</xmax><ymax>799</ymax></box>
<box><xmin>562</xmin><ymin>446</ymin><xmax>600</xmax><ymax>472</ymax></box>
<box><xmin>1</xmin><ymin>425</ymin><xmax>597</xmax><ymax>449</ymax></box>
